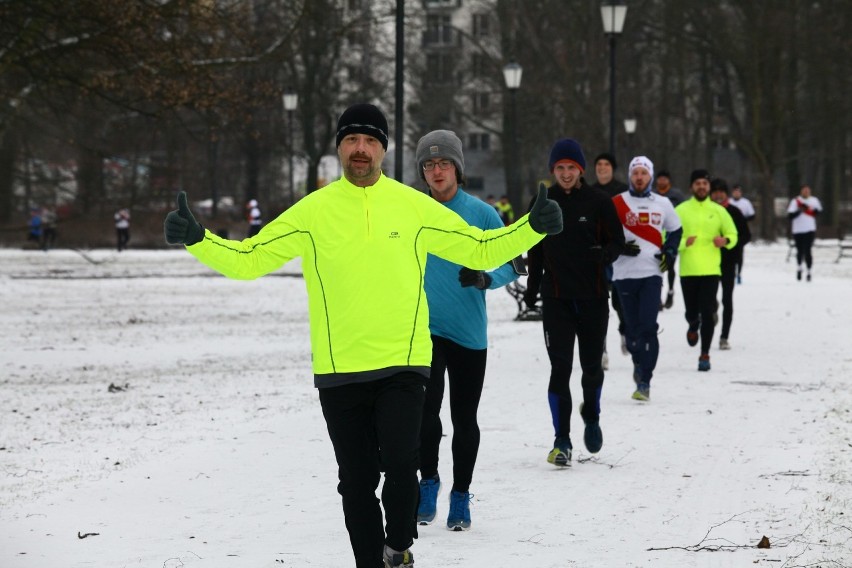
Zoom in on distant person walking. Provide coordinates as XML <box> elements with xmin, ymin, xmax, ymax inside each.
<box><xmin>115</xmin><ymin>208</ymin><xmax>131</xmax><ymax>252</ymax></box>
<box><xmin>611</xmin><ymin>157</ymin><xmax>682</xmax><ymax>402</ymax></box>
<box><xmin>675</xmin><ymin>170</ymin><xmax>738</xmax><ymax>372</ymax></box>
<box><xmin>495</xmin><ymin>195</ymin><xmax>514</xmax><ymax>225</ymax></box>
<box><xmin>787</xmin><ymin>184</ymin><xmax>822</xmax><ymax>282</ymax></box>
<box><xmin>524</xmin><ymin>138</ymin><xmax>625</xmax><ymax>466</ymax></box>
<box><xmin>729</xmin><ymin>184</ymin><xmax>756</xmax><ymax>221</ymax></box>
<box><xmin>27</xmin><ymin>208</ymin><xmax>43</xmax><ymax>248</ymax></box>
<box><xmin>246</xmin><ymin>199</ymin><xmax>263</xmax><ymax>237</ymax></box>
<box><xmin>729</xmin><ymin>184</ymin><xmax>756</xmax><ymax>283</ymax></box>
<box><xmin>710</xmin><ymin>179</ymin><xmax>751</xmax><ymax>350</ymax></box>
<box><xmin>41</xmin><ymin>207</ymin><xmax>58</xmax><ymax>250</ymax></box>
<box><xmin>414</xmin><ymin>130</ymin><xmax>522</xmax><ymax>532</ymax></box>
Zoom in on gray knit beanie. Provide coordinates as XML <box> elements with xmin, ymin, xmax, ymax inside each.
<box><xmin>415</xmin><ymin>130</ymin><xmax>465</xmax><ymax>180</ymax></box>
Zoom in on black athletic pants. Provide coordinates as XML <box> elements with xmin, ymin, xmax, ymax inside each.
<box><xmin>793</xmin><ymin>231</ymin><xmax>816</xmax><ymax>269</ymax></box>
<box><xmin>116</xmin><ymin>228</ymin><xmax>129</xmax><ymax>251</ymax></box>
<box><xmin>420</xmin><ymin>335</ymin><xmax>487</xmax><ymax>493</ymax></box>
<box><xmin>542</xmin><ymin>296</ymin><xmax>609</xmax><ymax>441</ymax></box>
<box><xmin>319</xmin><ymin>372</ymin><xmax>425</xmax><ymax>568</ymax></box>
<box><xmin>680</xmin><ymin>276</ymin><xmax>720</xmax><ymax>355</ymax></box>
<box><xmin>720</xmin><ymin>264</ymin><xmax>736</xmax><ymax>339</ymax></box>
<box><xmin>666</xmin><ymin>265</ymin><xmax>677</xmax><ymax>295</ymax></box>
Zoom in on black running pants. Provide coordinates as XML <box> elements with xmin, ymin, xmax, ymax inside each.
<box><xmin>420</xmin><ymin>335</ymin><xmax>487</xmax><ymax>493</ymax></box>
<box><xmin>794</xmin><ymin>231</ymin><xmax>816</xmax><ymax>269</ymax></box>
<box><xmin>541</xmin><ymin>296</ymin><xmax>609</xmax><ymax>441</ymax></box>
<box><xmin>319</xmin><ymin>373</ymin><xmax>425</xmax><ymax>568</ymax></box>
<box><xmin>680</xmin><ymin>275</ymin><xmax>720</xmax><ymax>354</ymax></box>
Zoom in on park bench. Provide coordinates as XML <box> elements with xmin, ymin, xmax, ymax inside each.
<box><xmin>505</xmin><ymin>280</ymin><xmax>542</xmax><ymax>321</ymax></box>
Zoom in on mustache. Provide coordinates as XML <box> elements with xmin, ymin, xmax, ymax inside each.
<box><xmin>349</xmin><ymin>152</ymin><xmax>371</xmax><ymax>161</ymax></box>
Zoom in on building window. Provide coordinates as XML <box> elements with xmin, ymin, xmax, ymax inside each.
<box><xmin>425</xmin><ymin>14</ymin><xmax>453</xmax><ymax>45</ymax></box>
<box><xmin>472</xmin><ymin>13</ymin><xmax>490</xmax><ymax>37</ymax></box>
<box><xmin>425</xmin><ymin>0</ymin><xmax>459</xmax><ymax>7</ymax></box>
<box><xmin>468</xmin><ymin>133</ymin><xmax>491</xmax><ymax>150</ymax></box>
<box><xmin>426</xmin><ymin>53</ymin><xmax>453</xmax><ymax>83</ymax></box>
<box><xmin>471</xmin><ymin>52</ymin><xmax>489</xmax><ymax>78</ymax></box>
<box><xmin>472</xmin><ymin>92</ymin><xmax>490</xmax><ymax>114</ymax></box>
<box><xmin>465</xmin><ymin>176</ymin><xmax>484</xmax><ymax>190</ymax></box>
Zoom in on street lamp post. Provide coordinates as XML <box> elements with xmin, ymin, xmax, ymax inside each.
<box><xmin>600</xmin><ymin>2</ymin><xmax>628</xmax><ymax>156</ymax></box>
<box><xmin>503</xmin><ymin>61</ymin><xmax>523</xmax><ymax>216</ymax></box>
<box><xmin>623</xmin><ymin>117</ymin><xmax>637</xmax><ymax>157</ymax></box>
<box><xmin>282</xmin><ymin>92</ymin><xmax>298</xmax><ymax>206</ymax></box>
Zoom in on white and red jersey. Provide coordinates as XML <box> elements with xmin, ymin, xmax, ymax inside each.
<box><xmin>611</xmin><ymin>191</ymin><xmax>681</xmax><ymax>281</ymax></box>
<box><xmin>787</xmin><ymin>195</ymin><xmax>822</xmax><ymax>234</ymax></box>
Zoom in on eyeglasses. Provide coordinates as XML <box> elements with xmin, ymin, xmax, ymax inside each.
<box><xmin>423</xmin><ymin>159</ymin><xmax>454</xmax><ymax>172</ymax></box>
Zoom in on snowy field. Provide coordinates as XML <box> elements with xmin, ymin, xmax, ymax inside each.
<box><xmin>1</xmin><ymin>242</ymin><xmax>851</xmax><ymax>568</ymax></box>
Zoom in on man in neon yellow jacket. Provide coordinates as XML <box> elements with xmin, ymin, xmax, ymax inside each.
<box><xmin>164</xmin><ymin>103</ymin><xmax>562</xmax><ymax>568</ymax></box>
<box><xmin>675</xmin><ymin>169</ymin><xmax>738</xmax><ymax>372</ymax></box>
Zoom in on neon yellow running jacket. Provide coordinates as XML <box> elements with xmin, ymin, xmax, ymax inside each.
<box><xmin>186</xmin><ymin>174</ymin><xmax>544</xmax><ymax>387</ymax></box>
<box><xmin>675</xmin><ymin>197</ymin><xmax>738</xmax><ymax>277</ymax></box>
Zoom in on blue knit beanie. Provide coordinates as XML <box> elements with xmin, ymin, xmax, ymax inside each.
<box><xmin>548</xmin><ymin>138</ymin><xmax>586</xmax><ymax>173</ymax></box>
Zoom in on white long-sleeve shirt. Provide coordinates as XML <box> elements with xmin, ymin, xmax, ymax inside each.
<box><xmin>787</xmin><ymin>195</ymin><xmax>822</xmax><ymax>234</ymax></box>
<box><xmin>612</xmin><ymin>191</ymin><xmax>682</xmax><ymax>281</ymax></box>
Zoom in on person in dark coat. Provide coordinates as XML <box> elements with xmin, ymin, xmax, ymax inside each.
<box><xmin>710</xmin><ymin>178</ymin><xmax>750</xmax><ymax>350</ymax></box>
<box><xmin>590</xmin><ymin>152</ymin><xmax>629</xmax><ymax>365</ymax></box>
<box><xmin>524</xmin><ymin>139</ymin><xmax>626</xmax><ymax>467</ymax></box>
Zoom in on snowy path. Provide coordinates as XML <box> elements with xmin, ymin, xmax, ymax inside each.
<box><xmin>1</xmin><ymin>244</ymin><xmax>850</xmax><ymax>567</ymax></box>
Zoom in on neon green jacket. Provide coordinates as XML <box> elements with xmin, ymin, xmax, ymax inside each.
<box><xmin>186</xmin><ymin>174</ymin><xmax>544</xmax><ymax>387</ymax></box>
<box><xmin>674</xmin><ymin>197</ymin><xmax>738</xmax><ymax>276</ymax></box>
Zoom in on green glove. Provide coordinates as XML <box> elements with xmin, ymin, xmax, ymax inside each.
<box><xmin>528</xmin><ymin>183</ymin><xmax>563</xmax><ymax>235</ymax></box>
<box><xmin>164</xmin><ymin>191</ymin><xmax>205</xmax><ymax>246</ymax></box>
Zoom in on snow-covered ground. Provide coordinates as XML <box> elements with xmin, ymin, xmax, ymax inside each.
<box><xmin>1</xmin><ymin>242</ymin><xmax>850</xmax><ymax>568</ymax></box>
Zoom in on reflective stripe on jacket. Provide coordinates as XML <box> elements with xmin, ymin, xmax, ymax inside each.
<box><xmin>187</xmin><ymin>174</ymin><xmax>544</xmax><ymax>386</ymax></box>
<box><xmin>675</xmin><ymin>197</ymin><xmax>738</xmax><ymax>277</ymax></box>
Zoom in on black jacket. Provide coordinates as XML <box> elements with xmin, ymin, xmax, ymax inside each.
<box><xmin>527</xmin><ymin>181</ymin><xmax>625</xmax><ymax>300</ymax></box>
<box><xmin>722</xmin><ymin>202</ymin><xmax>751</xmax><ymax>272</ymax></box>
<box><xmin>591</xmin><ymin>179</ymin><xmax>628</xmax><ymax>199</ymax></box>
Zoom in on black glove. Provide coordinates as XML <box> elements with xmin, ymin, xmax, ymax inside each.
<box><xmin>523</xmin><ymin>289</ymin><xmax>538</xmax><ymax>309</ymax></box>
<box><xmin>623</xmin><ymin>240</ymin><xmax>641</xmax><ymax>256</ymax></box>
<box><xmin>655</xmin><ymin>250</ymin><xmax>675</xmax><ymax>272</ymax></box>
<box><xmin>458</xmin><ymin>267</ymin><xmax>492</xmax><ymax>290</ymax></box>
<box><xmin>165</xmin><ymin>191</ymin><xmax>205</xmax><ymax>246</ymax></box>
<box><xmin>528</xmin><ymin>183</ymin><xmax>563</xmax><ymax>235</ymax></box>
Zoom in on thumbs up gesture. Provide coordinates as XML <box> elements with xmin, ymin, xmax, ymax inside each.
<box><xmin>164</xmin><ymin>191</ymin><xmax>205</xmax><ymax>246</ymax></box>
<box><xmin>528</xmin><ymin>183</ymin><xmax>563</xmax><ymax>235</ymax></box>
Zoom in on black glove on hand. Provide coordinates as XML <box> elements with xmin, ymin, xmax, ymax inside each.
<box><xmin>623</xmin><ymin>240</ymin><xmax>641</xmax><ymax>256</ymax></box>
<box><xmin>165</xmin><ymin>191</ymin><xmax>205</xmax><ymax>246</ymax></box>
<box><xmin>655</xmin><ymin>250</ymin><xmax>675</xmax><ymax>272</ymax></box>
<box><xmin>528</xmin><ymin>183</ymin><xmax>563</xmax><ymax>235</ymax></box>
<box><xmin>523</xmin><ymin>289</ymin><xmax>538</xmax><ymax>309</ymax></box>
<box><xmin>459</xmin><ymin>267</ymin><xmax>492</xmax><ymax>290</ymax></box>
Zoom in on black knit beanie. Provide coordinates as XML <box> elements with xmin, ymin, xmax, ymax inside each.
<box><xmin>594</xmin><ymin>152</ymin><xmax>618</xmax><ymax>171</ymax></box>
<box><xmin>690</xmin><ymin>169</ymin><xmax>711</xmax><ymax>184</ymax></box>
<box><xmin>336</xmin><ymin>103</ymin><xmax>389</xmax><ymax>150</ymax></box>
